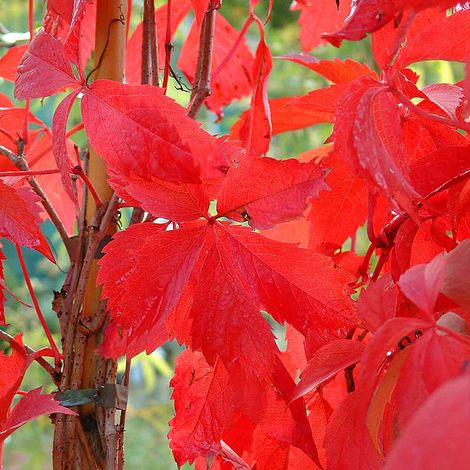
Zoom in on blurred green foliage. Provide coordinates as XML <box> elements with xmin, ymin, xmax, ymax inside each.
<box><xmin>0</xmin><ymin>0</ymin><xmax>464</xmax><ymax>468</ymax></box>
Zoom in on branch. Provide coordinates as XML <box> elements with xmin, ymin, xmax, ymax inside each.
<box><xmin>62</xmin><ymin>194</ymin><xmax>119</xmax><ymax>384</ymax></box>
<box><xmin>142</xmin><ymin>0</ymin><xmax>159</xmax><ymax>86</ymax></box>
<box><xmin>0</xmin><ymin>145</ymin><xmax>74</xmax><ymax>258</ymax></box>
<box><xmin>187</xmin><ymin>7</ymin><xmax>217</xmax><ymax>119</ymax></box>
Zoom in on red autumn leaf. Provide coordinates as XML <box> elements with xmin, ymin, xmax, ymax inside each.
<box><xmin>188</xmin><ymin>236</ymin><xmax>278</xmax><ymax>382</ymax></box>
<box><xmin>0</xmin><ymin>45</ymin><xmax>29</xmax><ymax>82</ymax></box>
<box><xmin>217</xmin><ymin>156</ymin><xmax>328</xmax><ymax>230</ymax></box>
<box><xmin>309</xmin><ymin>150</ymin><xmax>368</xmax><ymax>253</ymax></box>
<box><xmin>52</xmin><ymin>90</ymin><xmax>81</xmax><ymax>202</ymax></box>
<box><xmin>291</xmin><ymin>339</ymin><xmax>365</xmax><ymax>401</ymax></box>
<box><xmin>409</xmin><ymin>145</ymin><xmax>470</xmax><ymax>197</ymax></box>
<box><xmin>169</xmin><ymin>350</ymin><xmax>233</xmax><ymax>465</ymax></box>
<box><xmin>398</xmin><ymin>252</ymin><xmax>447</xmax><ymax>316</ymax></box>
<box><xmin>334</xmin><ymin>78</ymin><xmax>419</xmax><ymax>216</ymax></box>
<box><xmin>81</xmin><ymin>80</ymin><xmax>231</xmax><ymax>184</ymax></box>
<box><xmin>14</xmin><ymin>29</ymin><xmax>80</xmax><ymax>100</ymax></box>
<box><xmin>391</xmin><ymin>219</ymin><xmax>447</xmax><ymax>280</ymax></box>
<box><xmin>0</xmin><ymin>180</ymin><xmax>53</xmax><ymax>261</ymax></box>
<box><xmin>0</xmin><ymin>335</ymin><xmax>75</xmax><ymax>460</ymax></box>
<box><xmin>384</xmin><ymin>373</ymin><xmax>470</xmax><ymax>470</ymax></box>
<box><xmin>278</xmin><ymin>56</ymin><xmax>378</xmax><ymax>84</ymax></box>
<box><xmin>324</xmin><ymin>391</ymin><xmax>382</xmax><ymax>470</ymax></box>
<box><xmin>371</xmin><ymin>7</ymin><xmax>446</xmax><ymax>69</ymax></box>
<box><xmin>125</xmin><ymin>0</ymin><xmax>191</xmax><ymax>85</ymax></box>
<box><xmin>98</xmin><ymin>221</ymin><xmax>207</xmax><ymax>358</ymax></box>
<box><xmin>290</xmin><ymin>0</ymin><xmax>351</xmax><ymax>52</ymax></box>
<box><xmin>392</xmin><ymin>327</ymin><xmax>470</xmax><ymax>431</ymax></box>
<box><xmin>0</xmin><ymin>387</ymin><xmax>76</xmax><ymax>442</ymax></box>
<box><xmin>357</xmin><ymin>273</ymin><xmax>399</xmax><ymax>333</ymax></box>
<box><xmin>191</xmin><ymin>0</ymin><xmax>209</xmax><ymax>27</ymax></box>
<box><xmin>441</xmin><ymin>238</ymin><xmax>470</xmax><ymax>313</ymax></box>
<box><xmin>178</xmin><ymin>13</ymin><xmax>254</xmax><ymax>118</ymax></box>
<box><xmin>235</xmin><ymin>19</ymin><xmax>272</xmax><ymax>157</ymax></box>
<box><xmin>323</xmin><ymin>0</ymin><xmax>458</xmax><ymax>47</ymax></box>
<box><xmin>62</xmin><ymin>0</ymin><xmax>92</xmax><ymax>69</ymax></box>
<box><xmin>393</xmin><ymin>8</ymin><xmax>470</xmax><ymax>69</ymax></box>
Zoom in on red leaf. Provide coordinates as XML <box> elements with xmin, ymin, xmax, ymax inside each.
<box><xmin>0</xmin><ymin>45</ymin><xmax>29</xmax><ymax>82</ymax></box>
<box><xmin>0</xmin><ymin>335</ymin><xmax>28</xmax><ymax>424</ymax></box>
<box><xmin>189</xmin><ymin>235</ymin><xmax>278</xmax><ymax>382</ymax></box>
<box><xmin>309</xmin><ymin>150</ymin><xmax>368</xmax><ymax>253</ymax></box>
<box><xmin>81</xmin><ymin>80</ymin><xmax>229</xmax><ymax>184</ymax></box>
<box><xmin>371</xmin><ymin>7</ymin><xmax>446</xmax><ymax>69</ymax></box>
<box><xmin>217</xmin><ymin>157</ymin><xmax>328</xmax><ymax>230</ymax></box>
<box><xmin>63</xmin><ymin>0</ymin><xmax>92</xmax><ymax>69</ymax></box>
<box><xmin>14</xmin><ymin>29</ymin><xmax>79</xmax><ymax>100</ymax></box>
<box><xmin>441</xmin><ymin>238</ymin><xmax>470</xmax><ymax>312</ymax></box>
<box><xmin>0</xmin><ymin>180</ymin><xmax>53</xmax><ymax>261</ymax></box>
<box><xmin>117</xmin><ymin>174</ymin><xmax>210</xmax><ymax>222</ymax></box>
<box><xmin>191</xmin><ymin>0</ymin><xmax>209</xmax><ymax>27</ymax></box>
<box><xmin>323</xmin><ymin>0</ymin><xmax>458</xmax><ymax>47</ymax></box>
<box><xmin>392</xmin><ymin>328</ymin><xmax>470</xmax><ymax>431</ymax></box>
<box><xmin>398</xmin><ymin>252</ymin><xmax>447</xmax><ymax>316</ymax></box>
<box><xmin>215</xmin><ymin>224</ymin><xmax>357</xmax><ymax>337</ymax></box>
<box><xmin>178</xmin><ymin>13</ymin><xmax>254</xmax><ymax>117</ymax></box>
<box><xmin>52</xmin><ymin>90</ymin><xmax>80</xmax><ymax>202</ymax></box>
<box><xmin>98</xmin><ymin>221</ymin><xmax>207</xmax><ymax>358</ymax></box>
<box><xmin>394</xmin><ymin>9</ymin><xmax>470</xmax><ymax>69</ymax></box>
<box><xmin>0</xmin><ymin>387</ymin><xmax>76</xmax><ymax>442</ymax></box>
<box><xmin>325</xmin><ymin>392</ymin><xmax>382</xmax><ymax>470</ymax></box>
<box><xmin>335</xmin><ymin>79</ymin><xmax>419</xmax><ymax>215</ymax></box>
<box><xmin>278</xmin><ymin>56</ymin><xmax>378</xmax><ymax>84</ymax></box>
<box><xmin>409</xmin><ymin>145</ymin><xmax>470</xmax><ymax>197</ymax></box>
<box><xmin>169</xmin><ymin>350</ymin><xmax>232</xmax><ymax>465</ymax></box>
<box><xmin>235</xmin><ymin>20</ymin><xmax>272</xmax><ymax>157</ymax></box>
<box><xmin>357</xmin><ymin>274</ymin><xmax>399</xmax><ymax>332</ymax></box>
<box><xmin>291</xmin><ymin>339</ymin><xmax>365</xmax><ymax>401</ymax></box>
<box><xmin>384</xmin><ymin>373</ymin><xmax>470</xmax><ymax>469</ymax></box>
<box><xmin>291</xmin><ymin>0</ymin><xmax>351</xmax><ymax>51</ymax></box>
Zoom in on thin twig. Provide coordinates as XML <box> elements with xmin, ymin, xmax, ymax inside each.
<box><xmin>162</xmin><ymin>0</ymin><xmax>173</xmax><ymax>90</ymax></box>
<box><xmin>0</xmin><ymin>329</ymin><xmax>60</xmax><ymax>385</ymax></box>
<box><xmin>187</xmin><ymin>7</ymin><xmax>217</xmax><ymax>119</ymax></box>
<box><xmin>392</xmin><ymin>88</ymin><xmax>470</xmax><ymax>133</ymax></box>
<box><xmin>15</xmin><ymin>244</ymin><xmax>62</xmax><ymax>367</ymax></box>
<box><xmin>0</xmin><ymin>169</ymin><xmax>60</xmax><ymax>177</ymax></box>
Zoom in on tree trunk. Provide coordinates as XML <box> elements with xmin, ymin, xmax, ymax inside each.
<box><xmin>52</xmin><ymin>1</ymin><xmax>127</xmax><ymax>468</ymax></box>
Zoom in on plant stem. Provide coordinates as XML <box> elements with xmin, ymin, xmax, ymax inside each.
<box><xmin>187</xmin><ymin>7</ymin><xmax>217</xmax><ymax>119</ymax></box>
<box><xmin>15</xmin><ymin>244</ymin><xmax>61</xmax><ymax>367</ymax></box>
<box><xmin>162</xmin><ymin>0</ymin><xmax>173</xmax><ymax>90</ymax></box>
<box><xmin>142</xmin><ymin>0</ymin><xmax>159</xmax><ymax>86</ymax></box>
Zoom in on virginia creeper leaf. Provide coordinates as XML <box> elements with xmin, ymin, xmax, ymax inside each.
<box><xmin>384</xmin><ymin>373</ymin><xmax>470</xmax><ymax>469</ymax></box>
<box><xmin>217</xmin><ymin>157</ymin><xmax>329</xmax><ymax>230</ymax></box>
<box><xmin>52</xmin><ymin>90</ymin><xmax>80</xmax><ymax>202</ymax></box>
<box><xmin>14</xmin><ymin>29</ymin><xmax>79</xmax><ymax>100</ymax></box>
<box><xmin>81</xmin><ymin>80</ymin><xmax>229</xmax><ymax>184</ymax></box>
<box><xmin>291</xmin><ymin>339</ymin><xmax>365</xmax><ymax>401</ymax></box>
<box><xmin>0</xmin><ymin>180</ymin><xmax>53</xmax><ymax>261</ymax></box>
